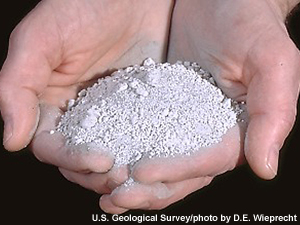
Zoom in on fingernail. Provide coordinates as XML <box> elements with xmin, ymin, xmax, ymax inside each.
<box><xmin>267</xmin><ymin>145</ymin><xmax>280</xmax><ymax>178</ymax></box>
<box><xmin>3</xmin><ymin>119</ymin><xmax>13</xmax><ymax>146</ymax></box>
<box><xmin>137</xmin><ymin>201</ymin><xmax>150</xmax><ymax>209</ymax></box>
<box><xmin>107</xmin><ymin>180</ymin><xmax>120</xmax><ymax>191</ymax></box>
<box><xmin>152</xmin><ymin>183</ymin><xmax>173</xmax><ymax>199</ymax></box>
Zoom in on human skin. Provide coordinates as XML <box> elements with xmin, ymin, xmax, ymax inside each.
<box><xmin>0</xmin><ymin>0</ymin><xmax>299</xmax><ymax>214</ymax></box>
<box><xmin>165</xmin><ymin>0</ymin><xmax>300</xmax><ymax>180</ymax></box>
<box><xmin>0</xmin><ymin>0</ymin><xmax>173</xmax><ymax>178</ymax></box>
<box><xmin>99</xmin><ymin>0</ymin><xmax>300</xmax><ymax>213</ymax></box>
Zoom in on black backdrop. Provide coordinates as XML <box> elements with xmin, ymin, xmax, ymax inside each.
<box><xmin>0</xmin><ymin>1</ymin><xmax>299</xmax><ymax>223</ymax></box>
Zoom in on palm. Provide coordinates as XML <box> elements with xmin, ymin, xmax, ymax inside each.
<box><xmin>169</xmin><ymin>0</ymin><xmax>293</xmax><ymax>97</ymax></box>
<box><xmin>35</xmin><ymin>0</ymin><xmax>172</xmax><ymax>105</ymax></box>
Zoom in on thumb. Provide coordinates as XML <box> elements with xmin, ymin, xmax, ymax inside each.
<box><xmin>0</xmin><ymin>80</ymin><xmax>40</xmax><ymax>151</ymax></box>
<box><xmin>245</xmin><ymin>45</ymin><xmax>300</xmax><ymax>180</ymax></box>
<box><xmin>0</xmin><ymin>24</ymin><xmax>56</xmax><ymax>151</ymax></box>
<box><xmin>0</xmin><ymin>52</ymin><xmax>51</xmax><ymax>151</ymax></box>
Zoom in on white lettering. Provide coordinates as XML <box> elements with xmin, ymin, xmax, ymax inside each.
<box><xmin>253</xmin><ymin>214</ymin><xmax>297</xmax><ymax>223</ymax></box>
<box><xmin>221</xmin><ymin>214</ymin><xmax>231</xmax><ymax>223</ymax></box>
<box><xmin>112</xmin><ymin>214</ymin><xmax>157</xmax><ymax>223</ymax></box>
<box><xmin>160</xmin><ymin>214</ymin><xmax>218</xmax><ymax>223</ymax></box>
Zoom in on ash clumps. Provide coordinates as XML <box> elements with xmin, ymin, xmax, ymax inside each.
<box><xmin>57</xmin><ymin>58</ymin><xmax>243</xmax><ymax>166</ymax></box>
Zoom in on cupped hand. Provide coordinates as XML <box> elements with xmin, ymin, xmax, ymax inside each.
<box><xmin>100</xmin><ymin>0</ymin><xmax>300</xmax><ymax>213</ymax></box>
<box><xmin>0</xmin><ymin>0</ymin><xmax>173</xmax><ymax>191</ymax></box>
<box><xmin>167</xmin><ymin>0</ymin><xmax>300</xmax><ymax>180</ymax></box>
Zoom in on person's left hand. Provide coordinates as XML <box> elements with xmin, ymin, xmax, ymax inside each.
<box><xmin>98</xmin><ymin>0</ymin><xmax>300</xmax><ymax>214</ymax></box>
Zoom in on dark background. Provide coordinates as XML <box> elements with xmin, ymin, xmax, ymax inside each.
<box><xmin>0</xmin><ymin>1</ymin><xmax>299</xmax><ymax>223</ymax></box>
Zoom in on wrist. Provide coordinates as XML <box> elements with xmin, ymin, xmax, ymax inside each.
<box><xmin>271</xmin><ymin>0</ymin><xmax>300</xmax><ymax>20</ymax></box>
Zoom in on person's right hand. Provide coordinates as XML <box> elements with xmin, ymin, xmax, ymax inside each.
<box><xmin>0</xmin><ymin>0</ymin><xmax>173</xmax><ymax>192</ymax></box>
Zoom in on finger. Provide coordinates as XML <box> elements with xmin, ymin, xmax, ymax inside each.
<box><xmin>0</xmin><ymin>84</ymin><xmax>40</xmax><ymax>151</ymax></box>
<box><xmin>245</xmin><ymin>41</ymin><xmax>300</xmax><ymax>180</ymax></box>
<box><xmin>0</xmin><ymin>46</ymin><xmax>49</xmax><ymax>151</ymax></box>
<box><xmin>0</xmin><ymin>10</ymin><xmax>61</xmax><ymax>151</ymax></box>
<box><xmin>100</xmin><ymin>177</ymin><xmax>213</xmax><ymax>214</ymax></box>
<box><xmin>59</xmin><ymin>166</ymin><xmax>129</xmax><ymax>194</ymax></box>
<box><xmin>33</xmin><ymin>132</ymin><xmax>114</xmax><ymax>173</ymax></box>
<box><xmin>31</xmin><ymin>104</ymin><xmax>114</xmax><ymax>173</ymax></box>
<box><xmin>132</xmin><ymin>124</ymin><xmax>245</xmax><ymax>184</ymax></box>
<box><xmin>99</xmin><ymin>195</ymin><xmax>129</xmax><ymax>214</ymax></box>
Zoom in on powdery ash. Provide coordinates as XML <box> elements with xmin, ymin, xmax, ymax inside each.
<box><xmin>57</xmin><ymin>58</ymin><xmax>242</xmax><ymax>166</ymax></box>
